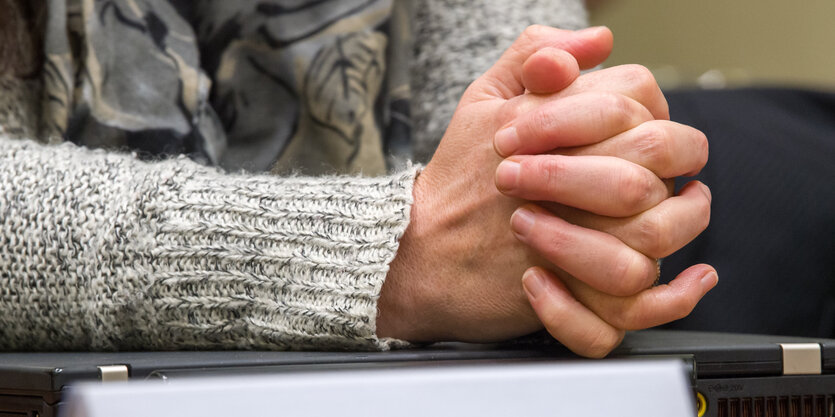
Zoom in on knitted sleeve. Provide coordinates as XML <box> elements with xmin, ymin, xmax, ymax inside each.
<box><xmin>0</xmin><ymin>136</ymin><xmax>417</xmax><ymax>351</ymax></box>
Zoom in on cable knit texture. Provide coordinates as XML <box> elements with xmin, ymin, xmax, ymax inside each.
<box><xmin>0</xmin><ymin>137</ymin><xmax>417</xmax><ymax>350</ymax></box>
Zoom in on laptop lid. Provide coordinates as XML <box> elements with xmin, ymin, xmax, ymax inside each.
<box><xmin>2</xmin><ymin>330</ymin><xmax>834</xmax><ymax>417</ymax></box>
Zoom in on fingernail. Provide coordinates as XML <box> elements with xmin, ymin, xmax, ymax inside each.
<box><xmin>700</xmin><ymin>271</ymin><xmax>718</xmax><ymax>293</ymax></box>
<box><xmin>522</xmin><ymin>269</ymin><xmax>546</xmax><ymax>300</ymax></box>
<box><xmin>578</xmin><ymin>26</ymin><xmax>606</xmax><ymax>35</ymax></box>
<box><xmin>511</xmin><ymin>207</ymin><xmax>537</xmax><ymax>237</ymax></box>
<box><xmin>495</xmin><ymin>160</ymin><xmax>520</xmax><ymax>192</ymax></box>
<box><xmin>494</xmin><ymin>127</ymin><xmax>520</xmax><ymax>156</ymax></box>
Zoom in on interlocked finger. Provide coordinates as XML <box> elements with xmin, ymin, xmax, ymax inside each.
<box><xmin>544</xmin><ymin>181</ymin><xmax>712</xmax><ymax>259</ymax></box>
<box><xmin>511</xmin><ymin>204</ymin><xmax>660</xmax><ymax>297</ymax></box>
<box><xmin>563</xmin><ymin>264</ymin><xmax>718</xmax><ymax>330</ymax></box>
<box><xmin>522</xmin><ymin>267</ymin><xmax>625</xmax><ymax>358</ymax></box>
<box><xmin>557</xmin><ymin>120</ymin><xmax>709</xmax><ymax>179</ymax></box>
<box><xmin>496</xmin><ymin>154</ymin><xmax>670</xmax><ymax>218</ymax></box>
<box><xmin>494</xmin><ymin>92</ymin><xmax>653</xmax><ymax>157</ymax></box>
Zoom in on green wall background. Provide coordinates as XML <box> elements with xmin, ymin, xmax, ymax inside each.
<box><xmin>589</xmin><ymin>1</ymin><xmax>835</xmax><ymax>89</ymax></box>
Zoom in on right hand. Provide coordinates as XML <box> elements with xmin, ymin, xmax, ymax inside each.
<box><xmin>491</xmin><ymin>45</ymin><xmax>715</xmax><ymax>356</ymax></box>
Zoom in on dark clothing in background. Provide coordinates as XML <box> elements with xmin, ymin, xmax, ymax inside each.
<box><xmin>661</xmin><ymin>88</ymin><xmax>835</xmax><ymax>338</ymax></box>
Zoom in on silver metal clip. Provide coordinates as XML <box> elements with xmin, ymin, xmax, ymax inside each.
<box><xmin>97</xmin><ymin>365</ymin><xmax>129</xmax><ymax>382</ymax></box>
<box><xmin>780</xmin><ymin>343</ymin><xmax>822</xmax><ymax>375</ymax></box>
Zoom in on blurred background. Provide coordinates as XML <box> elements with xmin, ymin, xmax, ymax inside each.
<box><xmin>589</xmin><ymin>1</ymin><xmax>835</xmax><ymax>339</ymax></box>
<box><xmin>588</xmin><ymin>0</ymin><xmax>835</xmax><ymax>90</ymax></box>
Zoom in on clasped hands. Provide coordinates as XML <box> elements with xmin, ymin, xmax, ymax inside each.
<box><xmin>378</xmin><ymin>25</ymin><xmax>717</xmax><ymax>358</ymax></box>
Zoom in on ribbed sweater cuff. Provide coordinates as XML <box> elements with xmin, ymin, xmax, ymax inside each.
<box><xmin>0</xmin><ymin>138</ymin><xmax>418</xmax><ymax>351</ymax></box>
<box><xmin>132</xmin><ymin>159</ymin><xmax>419</xmax><ymax>351</ymax></box>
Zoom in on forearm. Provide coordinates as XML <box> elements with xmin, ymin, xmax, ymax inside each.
<box><xmin>0</xmin><ymin>136</ymin><xmax>417</xmax><ymax>351</ymax></box>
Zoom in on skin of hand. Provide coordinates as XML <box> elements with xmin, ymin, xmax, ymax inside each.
<box><xmin>492</xmin><ymin>50</ymin><xmax>716</xmax><ymax>357</ymax></box>
<box><xmin>376</xmin><ymin>26</ymin><xmax>716</xmax><ymax>358</ymax></box>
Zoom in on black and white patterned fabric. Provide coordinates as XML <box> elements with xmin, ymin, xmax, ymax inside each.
<box><xmin>40</xmin><ymin>0</ymin><xmax>413</xmax><ymax>175</ymax></box>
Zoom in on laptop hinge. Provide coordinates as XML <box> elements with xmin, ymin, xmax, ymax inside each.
<box><xmin>779</xmin><ymin>343</ymin><xmax>822</xmax><ymax>375</ymax></box>
<box><xmin>98</xmin><ymin>364</ymin><xmax>130</xmax><ymax>382</ymax></box>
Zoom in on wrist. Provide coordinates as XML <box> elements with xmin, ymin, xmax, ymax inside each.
<box><xmin>377</xmin><ymin>167</ymin><xmax>443</xmax><ymax>342</ymax></box>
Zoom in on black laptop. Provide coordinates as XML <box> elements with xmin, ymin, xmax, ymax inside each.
<box><xmin>1</xmin><ymin>330</ymin><xmax>833</xmax><ymax>417</ymax></box>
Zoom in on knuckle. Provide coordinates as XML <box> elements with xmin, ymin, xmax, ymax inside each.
<box><xmin>639</xmin><ymin>210</ymin><xmax>674</xmax><ymax>258</ymax></box>
<box><xmin>581</xmin><ymin>327</ymin><xmax>621</xmax><ymax>358</ymax></box>
<box><xmin>618</xmin><ymin>292</ymin><xmax>696</xmax><ymax>331</ymax></box>
<box><xmin>658</xmin><ymin>99</ymin><xmax>671</xmax><ymax>119</ymax></box>
<box><xmin>618</xmin><ymin>64</ymin><xmax>668</xmax><ymax>118</ymax></box>
<box><xmin>541</xmin><ymin>308</ymin><xmax>565</xmax><ymax>332</ymax></box>
<box><xmin>671</xmin><ymin>295</ymin><xmax>697</xmax><ymax>320</ymax></box>
<box><xmin>531</xmin><ymin>156</ymin><xmax>565</xmax><ymax>191</ymax></box>
<box><xmin>610</xmin><ymin>249</ymin><xmax>648</xmax><ymax>296</ymax></box>
<box><xmin>623</xmin><ymin>64</ymin><xmax>656</xmax><ymax>84</ymax></box>
<box><xmin>541</xmin><ymin>222</ymin><xmax>572</xmax><ymax>257</ymax></box>
<box><xmin>510</xmin><ymin>26</ymin><xmax>549</xmax><ymax>67</ymax></box>
<box><xmin>530</xmin><ymin>107</ymin><xmax>559</xmax><ymax>140</ymax></box>
<box><xmin>635</xmin><ymin>123</ymin><xmax>673</xmax><ymax>170</ymax></box>
<box><xmin>695</xmin><ymin>129</ymin><xmax>710</xmax><ymax>169</ymax></box>
<box><xmin>598</xmin><ymin>93</ymin><xmax>636</xmax><ymax>130</ymax></box>
<box><xmin>522</xmin><ymin>24</ymin><xmax>548</xmax><ymax>41</ymax></box>
<box><xmin>658</xmin><ymin>294</ymin><xmax>696</xmax><ymax>326</ymax></box>
<box><xmin>519</xmin><ymin>25</ymin><xmax>548</xmax><ymax>48</ymax></box>
<box><xmin>614</xmin><ymin>302</ymin><xmax>647</xmax><ymax>330</ymax></box>
<box><xmin>622</xmin><ymin>64</ymin><xmax>658</xmax><ymax>93</ymax></box>
<box><xmin>618</xmin><ymin>167</ymin><xmax>656</xmax><ymax>213</ymax></box>
<box><xmin>498</xmin><ymin>99</ymin><xmax>524</xmax><ymax>125</ymax></box>
<box><xmin>697</xmin><ymin>189</ymin><xmax>712</xmax><ymax>231</ymax></box>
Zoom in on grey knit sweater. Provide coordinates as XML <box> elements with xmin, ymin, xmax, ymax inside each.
<box><xmin>0</xmin><ymin>0</ymin><xmax>587</xmax><ymax>351</ymax></box>
<box><xmin>1</xmin><ymin>136</ymin><xmax>417</xmax><ymax>350</ymax></box>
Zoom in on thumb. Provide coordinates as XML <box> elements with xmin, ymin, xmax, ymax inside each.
<box><xmin>470</xmin><ymin>25</ymin><xmax>613</xmax><ymax>102</ymax></box>
<box><xmin>521</xmin><ymin>47</ymin><xmax>581</xmax><ymax>95</ymax></box>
